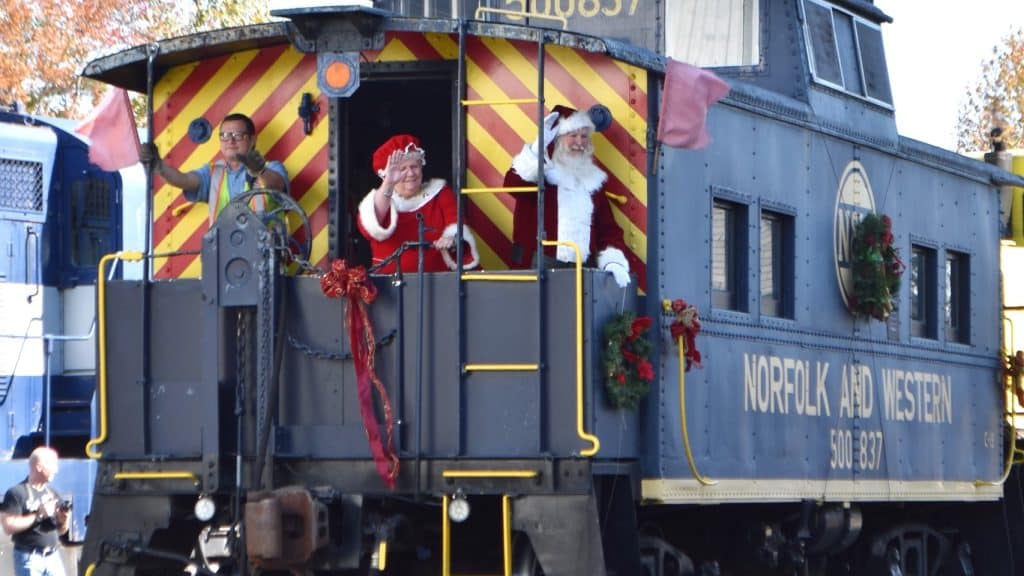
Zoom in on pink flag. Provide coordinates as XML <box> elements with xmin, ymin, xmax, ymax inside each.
<box><xmin>657</xmin><ymin>59</ymin><xmax>730</xmax><ymax>149</ymax></box>
<box><xmin>75</xmin><ymin>88</ymin><xmax>140</xmax><ymax>171</ymax></box>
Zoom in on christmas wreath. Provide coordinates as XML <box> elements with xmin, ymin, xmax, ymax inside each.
<box><xmin>849</xmin><ymin>213</ymin><xmax>905</xmax><ymax>322</ymax></box>
<box><xmin>665</xmin><ymin>298</ymin><xmax>702</xmax><ymax>371</ymax></box>
<box><xmin>603</xmin><ymin>312</ymin><xmax>655</xmax><ymax>410</ymax></box>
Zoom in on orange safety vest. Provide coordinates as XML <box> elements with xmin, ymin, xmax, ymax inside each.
<box><xmin>207</xmin><ymin>160</ymin><xmax>266</xmax><ymax>225</ymax></box>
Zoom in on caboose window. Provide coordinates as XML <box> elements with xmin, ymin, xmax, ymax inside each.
<box><xmin>945</xmin><ymin>251</ymin><xmax>969</xmax><ymax>344</ymax></box>
<box><xmin>666</xmin><ymin>0</ymin><xmax>761</xmax><ymax>67</ymax></box>
<box><xmin>911</xmin><ymin>245</ymin><xmax>937</xmax><ymax>339</ymax></box>
<box><xmin>760</xmin><ymin>211</ymin><xmax>792</xmax><ymax>318</ymax></box>
<box><xmin>713</xmin><ymin>200</ymin><xmax>747</xmax><ymax>311</ymax></box>
<box><xmin>802</xmin><ymin>0</ymin><xmax>893</xmax><ymax>107</ymax></box>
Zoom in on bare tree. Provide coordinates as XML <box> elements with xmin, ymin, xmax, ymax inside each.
<box><xmin>957</xmin><ymin>28</ymin><xmax>1024</xmax><ymax>153</ymax></box>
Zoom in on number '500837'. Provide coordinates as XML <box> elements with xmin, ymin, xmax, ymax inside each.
<box><xmin>502</xmin><ymin>0</ymin><xmax>640</xmax><ymax>18</ymax></box>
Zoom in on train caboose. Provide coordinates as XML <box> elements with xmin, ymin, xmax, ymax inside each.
<box><xmin>77</xmin><ymin>1</ymin><xmax>1024</xmax><ymax>575</ymax></box>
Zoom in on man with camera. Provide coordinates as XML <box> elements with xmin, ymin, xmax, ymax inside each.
<box><xmin>1</xmin><ymin>447</ymin><xmax>69</xmax><ymax>576</ymax></box>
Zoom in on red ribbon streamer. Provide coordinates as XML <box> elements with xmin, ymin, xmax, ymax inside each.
<box><xmin>320</xmin><ymin>259</ymin><xmax>399</xmax><ymax>489</ymax></box>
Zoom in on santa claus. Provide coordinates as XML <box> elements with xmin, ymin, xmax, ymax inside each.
<box><xmin>358</xmin><ymin>134</ymin><xmax>479</xmax><ymax>273</ymax></box>
<box><xmin>504</xmin><ymin>105</ymin><xmax>632</xmax><ymax>287</ymax></box>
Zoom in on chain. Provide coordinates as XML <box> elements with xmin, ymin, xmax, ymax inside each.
<box><xmin>291</xmin><ymin>255</ymin><xmax>325</xmax><ymax>277</ymax></box>
<box><xmin>286</xmin><ymin>329</ymin><xmax>397</xmax><ymax>361</ymax></box>
<box><xmin>255</xmin><ymin>238</ymin><xmax>275</xmax><ymax>463</ymax></box>
<box><xmin>235</xmin><ymin>310</ymin><xmax>247</xmax><ymax>416</ymax></box>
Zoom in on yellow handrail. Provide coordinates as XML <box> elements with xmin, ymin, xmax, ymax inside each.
<box><xmin>84</xmin><ymin>563</ymin><xmax>96</xmax><ymax>576</ymax></box>
<box><xmin>441</xmin><ymin>494</ymin><xmax>451</xmax><ymax>576</ymax></box>
<box><xmin>86</xmin><ymin>251</ymin><xmax>145</xmax><ymax>459</ymax></box>
<box><xmin>461</xmin><ymin>273</ymin><xmax>538</xmax><ymax>282</ymax></box>
<box><xmin>461</xmin><ymin>186</ymin><xmax>538</xmax><ymax>195</ymax></box>
<box><xmin>976</xmin><ymin>377</ymin><xmax>1021</xmax><ymax>486</ymax></box>
<box><xmin>542</xmin><ymin>240</ymin><xmax>599</xmax><ymax>456</ymax></box>
<box><xmin>377</xmin><ymin>540</ymin><xmax>388</xmax><ymax>571</ymax></box>
<box><xmin>113</xmin><ymin>471</ymin><xmax>200</xmax><ymax>485</ymax></box>
<box><xmin>171</xmin><ymin>202</ymin><xmax>195</xmax><ymax>217</ymax></box>
<box><xmin>502</xmin><ymin>495</ymin><xmax>512</xmax><ymax>576</ymax></box>
<box><xmin>978</xmin><ymin>316</ymin><xmax>1022</xmax><ymax>486</ymax></box>
<box><xmin>604</xmin><ymin>192</ymin><xmax>628</xmax><ymax>205</ymax></box>
<box><xmin>461</xmin><ymin>98</ymin><xmax>538</xmax><ymax>107</ymax></box>
<box><xmin>474</xmin><ymin>7</ymin><xmax>568</xmax><ymax>29</ymax></box>
<box><xmin>442</xmin><ymin>469</ymin><xmax>539</xmax><ymax>479</ymax></box>
<box><xmin>677</xmin><ymin>335</ymin><xmax>716</xmax><ymax>486</ymax></box>
<box><xmin>464</xmin><ymin>364</ymin><xmax>539</xmax><ymax>372</ymax></box>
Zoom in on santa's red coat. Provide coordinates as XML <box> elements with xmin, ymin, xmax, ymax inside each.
<box><xmin>504</xmin><ymin>147</ymin><xmax>633</xmax><ymax>272</ymax></box>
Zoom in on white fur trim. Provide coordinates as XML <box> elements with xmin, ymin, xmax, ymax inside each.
<box><xmin>555</xmin><ymin>110</ymin><xmax>595</xmax><ymax>136</ymax></box>
<box><xmin>510</xmin><ymin>144</ymin><xmax>546</xmax><ymax>184</ymax></box>
<box><xmin>555</xmin><ymin>182</ymin><xmax>595</xmax><ymax>263</ymax></box>
<box><xmin>439</xmin><ymin>223</ymin><xmax>481</xmax><ymax>270</ymax></box>
<box><xmin>391</xmin><ymin>178</ymin><xmax>445</xmax><ymax>213</ymax></box>
<box><xmin>358</xmin><ymin>189</ymin><xmax>398</xmax><ymax>241</ymax></box>
<box><xmin>597</xmin><ymin>247</ymin><xmax>629</xmax><ymax>273</ymax></box>
<box><xmin>598</xmin><ymin>247</ymin><xmax>631</xmax><ymax>287</ymax></box>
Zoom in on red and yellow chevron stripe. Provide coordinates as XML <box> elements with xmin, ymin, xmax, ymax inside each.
<box><xmin>427</xmin><ymin>33</ymin><xmax>648</xmax><ymax>283</ymax></box>
<box><xmin>151</xmin><ymin>44</ymin><xmax>329</xmax><ymax>279</ymax></box>
<box><xmin>150</xmin><ymin>31</ymin><xmax>647</xmax><ymax>286</ymax></box>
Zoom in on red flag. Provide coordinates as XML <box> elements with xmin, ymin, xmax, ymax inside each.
<box><xmin>657</xmin><ymin>59</ymin><xmax>730</xmax><ymax>149</ymax></box>
<box><xmin>75</xmin><ymin>88</ymin><xmax>140</xmax><ymax>171</ymax></box>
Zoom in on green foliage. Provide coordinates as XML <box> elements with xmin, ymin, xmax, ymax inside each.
<box><xmin>603</xmin><ymin>312</ymin><xmax>655</xmax><ymax>410</ymax></box>
<box><xmin>849</xmin><ymin>213</ymin><xmax>904</xmax><ymax>322</ymax></box>
<box><xmin>957</xmin><ymin>27</ymin><xmax>1024</xmax><ymax>152</ymax></box>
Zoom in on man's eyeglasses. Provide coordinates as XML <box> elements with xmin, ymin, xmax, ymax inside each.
<box><xmin>219</xmin><ymin>131</ymin><xmax>251</xmax><ymax>142</ymax></box>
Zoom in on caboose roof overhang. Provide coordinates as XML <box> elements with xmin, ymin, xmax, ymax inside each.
<box><xmin>81</xmin><ymin>12</ymin><xmax>664</xmax><ymax>94</ymax></box>
<box><xmin>828</xmin><ymin>0</ymin><xmax>892</xmax><ymax>24</ymax></box>
<box><xmin>81</xmin><ymin>22</ymin><xmax>294</xmax><ymax>93</ymax></box>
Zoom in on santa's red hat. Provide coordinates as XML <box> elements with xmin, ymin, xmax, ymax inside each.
<box><xmin>372</xmin><ymin>134</ymin><xmax>426</xmax><ymax>177</ymax></box>
<box><xmin>551</xmin><ymin>104</ymin><xmax>596</xmax><ymax>137</ymax></box>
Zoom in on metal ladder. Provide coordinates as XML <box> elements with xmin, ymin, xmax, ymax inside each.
<box><xmin>450</xmin><ymin>16</ymin><xmax>556</xmax><ymax>457</ymax></box>
<box><xmin>438</xmin><ymin>12</ymin><xmax>599</xmax><ymax>576</ymax></box>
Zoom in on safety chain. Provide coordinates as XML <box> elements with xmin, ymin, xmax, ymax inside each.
<box><xmin>235</xmin><ymin>311</ymin><xmax>247</xmax><ymax>417</ymax></box>
<box><xmin>286</xmin><ymin>328</ymin><xmax>397</xmax><ymax>361</ymax></box>
<box><xmin>255</xmin><ymin>237</ymin><xmax>275</xmax><ymax>463</ymax></box>
<box><xmin>290</xmin><ymin>255</ymin><xmax>325</xmax><ymax>277</ymax></box>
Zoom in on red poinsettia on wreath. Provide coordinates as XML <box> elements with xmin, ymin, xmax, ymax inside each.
<box><xmin>603</xmin><ymin>312</ymin><xmax>655</xmax><ymax>410</ymax></box>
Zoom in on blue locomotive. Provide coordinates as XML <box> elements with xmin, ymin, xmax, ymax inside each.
<box><xmin>75</xmin><ymin>1</ymin><xmax>1024</xmax><ymax>575</ymax></box>
<box><xmin>0</xmin><ymin>108</ymin><xmax>134</xmax><ymax>547</ymax></box>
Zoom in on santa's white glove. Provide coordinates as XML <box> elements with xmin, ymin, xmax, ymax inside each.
<box><xmin>530</xmin><ymin>112</ymin><xmax>561</xmax><ymax>154</ymax></box>
<box><xmin>606</xmin><ymin>262</ymin><xmax>631</xmax><ymax>288</ymax></box>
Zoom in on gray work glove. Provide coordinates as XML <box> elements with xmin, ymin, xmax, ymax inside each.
<box><xmin>139</xmin><ymin>142</ymin><xmax>162</xmax><ymax>171</ymax></box>
<box><xmin>236</xmin><ymin>149</ymin><xmax>267</xmax><ymax>178</ymax></box>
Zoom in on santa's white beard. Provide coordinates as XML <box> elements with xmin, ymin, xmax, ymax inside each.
<box><xmin>552</xmin><ymin>144</ymin><xmax>597</xmax><ymax>179</ymax></box>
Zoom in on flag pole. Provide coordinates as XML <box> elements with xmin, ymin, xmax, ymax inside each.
<box><xmin>143</xmin><ymin>43</ymin><xmax>159</xmax><ymax>281</ymax></box>
<box><xmin>141</xmin><ymin>43</ymin><xmax>159</xmax><ymax>456</ymax></box>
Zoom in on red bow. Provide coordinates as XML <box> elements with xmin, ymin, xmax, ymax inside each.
<box><xmin>668</xmin><ymin>298</ymin><xmax>702</xmax><ymax>371</ymax></box>
<box><xmin>321</xmin><ymin>259</ymin><xmax>398</xmax><ymax>489</ymax></box>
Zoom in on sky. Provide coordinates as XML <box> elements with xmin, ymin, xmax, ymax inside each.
<box><xmin>875</xmin><ymin>0</ymin><xmax>1024</xmax><ymax>152</ymax></box>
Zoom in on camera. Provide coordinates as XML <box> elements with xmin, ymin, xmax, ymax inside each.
<box><xmin>57</xmin><ymin>500</ymin><xmax>72</xmax><ymax>513</ymax></box>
